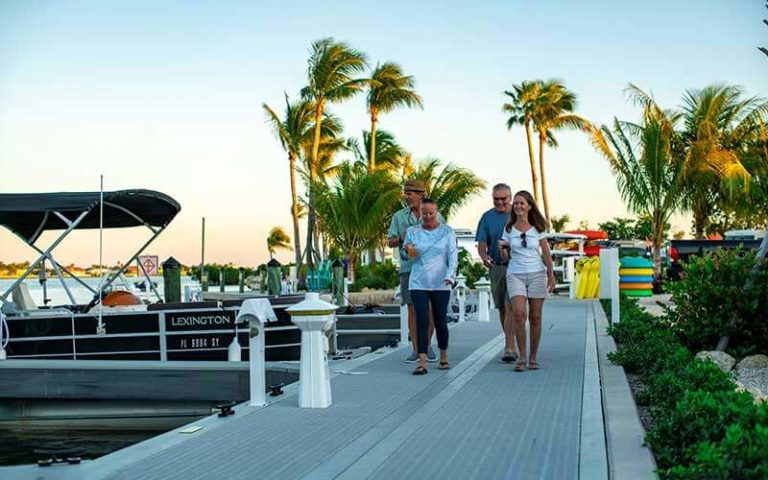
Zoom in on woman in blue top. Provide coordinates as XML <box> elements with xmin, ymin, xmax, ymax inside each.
<box><xmin>403</xmin><ymin>198</ymin><xmax>458</xmax><ymax>375</ymax></box>
<box><xmin>499</xmin><ymin>190</ymin><xmax>556</xmax><ymax>372</ymax></box>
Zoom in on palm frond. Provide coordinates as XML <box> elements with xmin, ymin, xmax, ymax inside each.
<box><xmin>367</xmin><ymin>61</ymin><xmax>424</xmax><ymax>115</ymax></box>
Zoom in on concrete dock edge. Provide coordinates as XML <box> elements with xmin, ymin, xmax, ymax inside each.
<box><xmin>593</xmin><ymin>300</ymin><xmax>658</xmax><ymax>480</ymax></box>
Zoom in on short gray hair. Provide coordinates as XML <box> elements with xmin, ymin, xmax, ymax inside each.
<box><xmin>492</xmin><ymin>183</ymin><xmax>511</xmax><ymax>193</ymax></box>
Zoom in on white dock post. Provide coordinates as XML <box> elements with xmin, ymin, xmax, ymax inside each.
<box><xmin>475</xmin><ymin>277</ymin><xmax>491</xmax><ymax>322</ymax></box>
<box><xmin>455</xmin><ymin>275</ymin><xmax>467</xmax><ymax>322</ymax></box>
<box><xmin>398</xmin><ymin>283</ymin><xmax>409</xmax><ymax>345</ymax></box>
<box><xmin>342</xmin><ymin>279</ymin><xmax>351</xmax><ymax>307</ymax></box>
<box><xmin>399</xmin><ymin>304</ymin><xmax>409</xmax><ymax>345</ymax></box>
<box><xmin>565</xmin><ymin>256</ymin><xmax>576</xmax><ymax>283</ymax></box>
<box><xmin>287</xmin><ymin>292</ymin><xmax>337</xmax><ymax>408</ymax></box>
<box><xmin>599</xmin><ymin>248</ymin><xmax>620</xmax><ymax>323</ymax></box>
<box><xmin>236</xmin><ymin>299</ymin><xmax>277</xmax><ymax>407</ymax></box>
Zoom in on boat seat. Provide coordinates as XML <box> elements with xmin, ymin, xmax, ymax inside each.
<box><xmin>11</xmin><ymin>283</ymin><xmax>37</xmax><ymax>311</ymax></box>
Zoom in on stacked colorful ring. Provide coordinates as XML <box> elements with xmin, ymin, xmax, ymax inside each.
<box><xmin>619</xmin><ymin>257</ymin><xmax>654</xmax><ymax>297</ymax></box>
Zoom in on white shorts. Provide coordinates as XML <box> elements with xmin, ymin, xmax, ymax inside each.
<box><xmin>507</xmin><ymin>270</ymin><xmax>548</xmax><ymax>299</ymax></box>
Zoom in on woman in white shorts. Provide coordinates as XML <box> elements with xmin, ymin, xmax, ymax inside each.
<box><xmin>499</xmin><ymin>190</ymin><xmax>555</xmax><ymax>372</ymax></box>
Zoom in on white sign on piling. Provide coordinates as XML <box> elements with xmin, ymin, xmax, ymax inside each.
<box><xmin>138</xmin><ymin>255</ymin><xmax>159</xmax><ymax>276</ymax></box>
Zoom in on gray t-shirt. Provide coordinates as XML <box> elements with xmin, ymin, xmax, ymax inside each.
<box><xmin>475</xmin><ymin>208</ymin><xmax>510</xmax><ymax>264</ymax></box>
<box><xmin>388</xmin><ymin>206</ymin><xmax>445</xmax><ymax>273</ymax></box>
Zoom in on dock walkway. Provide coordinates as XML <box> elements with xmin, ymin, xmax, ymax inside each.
<box><xmin>5</xmin><ymin>299</ymin><xmax>625</xmax><ymax>480</ymax></box>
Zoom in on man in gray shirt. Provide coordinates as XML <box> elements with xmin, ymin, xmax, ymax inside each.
<box><xmin>475</xmin><ymin>183</ymin><xmax>517</xmax><ymax>362</ymax></box>
<box><xmin>387</xmin><ymin>179</ymin><xmax>444</xmax><ymax>363</ymax></box>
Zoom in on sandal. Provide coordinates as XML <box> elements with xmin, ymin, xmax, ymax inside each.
<box><xmin>412</xmin><ymin>366</ymin><xmax>428</xmax><ymax>375</ymax></box>
<box><xmin>438</xmin><ymin>361</ymin><xmax>450</xmax><ymax>370</ymax></box>
<box><xmin>529</xmin><ymin>361</ymin><xmax>540</xmax><ymax>370</ymax></box>
<box><xmin>501</xmin><ymin>351</ymin><xmax>518</xmax><ymax>363</ymax></box>
<box><xmin>514</xmin><ymin>361</ymin><xmax>527</xmax><ymax>372</ymax></box>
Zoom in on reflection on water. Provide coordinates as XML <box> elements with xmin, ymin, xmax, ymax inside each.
<box><xmin>0</xmin><ymin>430</ymin><xmax>160</xmax><ymax>466</ymax></box>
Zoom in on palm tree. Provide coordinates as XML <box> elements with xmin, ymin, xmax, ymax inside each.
<box><xmin>301</xmin><ymin>38</ymin><xmax>368</xmax><ymax>271</ymax></box>
<box><xmin>293</xmin><ymin>113</ymin><xmax>348</xmax><ymax>262</ymax></box>
<box><xmin>366</xmin><ymin>62</ymin><xmax>423</xmax><ymax>171</ymax></box>
<box><xmin>314</xmin><ymin>162</ymin><xmax>401</xmax><ymax>282</ymax></box>
<box><xmin>409</xmin><ymin>158</ymin><xmax>487</xmax><ymax>221</ymax></box>
<box><xmin>348</xmin><ymin>129</ymin><xmax>407</xmax><ymax>172</ymax></box>
<box><xmin>592</xmin><ymin>85</ymin><xmax>684</xmax><ymax>275</ymax></box>
<box><xmin>550</xmin><ymin>214</ymin><xmax>571</xmax><ymax>233</ymax></box>
<box><xmin>678</xmin><ymin>84</ymin><xmax>768</xmax><ymax>238</ymax></box>
<box><xmin>347</xmin><ymin>128</ymin><xmax>408</xmax><ymax>264</ymax></box>
<box><xmin>263</xmin><ymin>95</ymin><xmax>314</xmax><ymax>268</ymax></box>
<box><xmin>503</xmin><ymin>80</ymin><xmax>544</xmax><ymax>203</ymax></box>
<box><xmin>530</xmin><ymin>79</ymin><xmax>593</xmax><ymax>228</ymax></box>
<box><xmin>267</xmin><ymin>227</ymin><xmax>292</xmax><ymax>260</ymax></box>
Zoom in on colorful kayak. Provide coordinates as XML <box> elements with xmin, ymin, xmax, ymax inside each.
<box><xmin>620</xmin><ymin>275</ymin><xmax>654</xmax><ymax>283</ymax></box>
<box><xmin>620</xmin><ymin>282</ymin><xmax>654</xmax><ymax>290</ymax></box>
<box><xmin>620</xmin><ymin>257</ymin><xmax>653</xmax><ymax>268</ymax></box>
<box><xmin>564</xmin><ymin>229</ymin><xmax>609</xmax><ymax>240</ymax></box>
<box><xmin>619</xmin><ymin>268</ymin><xmax>654</xmax><ymax>276</ymax></box>
<box><xmin>622</xmin><ymin>289</ymin><xmax>653</xmax><ymax>297</ymax></box>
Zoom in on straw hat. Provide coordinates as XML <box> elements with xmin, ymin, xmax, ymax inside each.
<box><xmin>404</xmin><ymin>179</ymin><xmax>426</xmax><ymax>192</ymax></box>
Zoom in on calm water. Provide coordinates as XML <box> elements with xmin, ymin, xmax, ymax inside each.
<box><xmin>0</xmin><ymin>430</ymin><xmax>160</xmax><ymax>466</ymax></box>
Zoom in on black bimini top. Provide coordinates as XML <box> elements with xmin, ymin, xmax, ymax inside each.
<box><xmin>0</xmin><ymin>189</ymin><xmax>181</xmax><ymax>244</ymax></box>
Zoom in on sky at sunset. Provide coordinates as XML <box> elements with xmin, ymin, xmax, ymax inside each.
<box><xmin>1</xmin><ymin>1</ymin><xmax>766</xmax><ymax>267</ymax></box>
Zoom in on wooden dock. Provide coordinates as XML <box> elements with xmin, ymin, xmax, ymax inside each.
<box><xmin>2</xmin><ymin>299</ymin><xmax>657</xmax><ymax>479</ymax></box>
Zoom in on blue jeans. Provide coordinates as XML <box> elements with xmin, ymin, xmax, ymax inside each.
<box><xmin>410</xmin><ymin>290</ymin><xmax>450</xmax><ymax>354</ymax></box>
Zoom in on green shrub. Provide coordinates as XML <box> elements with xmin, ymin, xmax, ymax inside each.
<box><xmin>350</xmin><ymin>260</ymin><xmax>399</xmax><ymax>292</ymax></box>
<box><xmin>608</xmin><ymin>331</ymin><xmax>690</xmax><ymax>376</ymax></box>
<box><xmin>647</xmin><ymin>389</ymin><xmax>767</xmax><ymax>469</ymax></box>
<box><xmin>607</xmin><ymin>297</ymin><xmax>688</xmax><ymax>375</ymax></box>
<box><xmin>457</xmin><ymin>248</ymin><xmax>487</xmax><ymax>288</ymax></box>
<box><xmin>667</xmin><ymin>248</ymin><xmax>768</xmax><ymax>354</ymax></box>
<box><xmin>638</xmin><ymin>360</ymin><xmax>734</xmax><ymax>415</ymax></box>
<box><xmin>662</xmin><ymin>423</ymin><xmax>768</xmax><ymax>480</ymax></box>
<box><xmin>607</xmin><ymin>298</ymin><xmax>669</xmax><ymax>345</ymax></box>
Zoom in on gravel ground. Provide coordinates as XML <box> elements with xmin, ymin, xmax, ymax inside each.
<box><xmin>626</xmin><ymin>373</ymin><xmax>656</xmax><ymax>433</ymax></box>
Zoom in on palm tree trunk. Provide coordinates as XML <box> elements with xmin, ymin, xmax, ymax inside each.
<box><xmin>314</xmin><ymin>217</ymin><xmax>322</xmax><ymax>262</ymax></box>
<box><xmin>305</xmin><ymin>99</ymin><xmax>325</xmax><ymax>271</ymax></box>
<box><xmin>289</xmin><ymin>153</ymin><xmax>302</xmax><ymax>268</ymax></box>
<box><xmin>525</xmin><ymin>121</ymin><xmax>540</xmax><ymax>203</ymax></box>
<box><xmin>369</xmin><ymin>112</ymin><xmax>378</xmax><ymax>172</ymax></box>
<box><xmin>691</xmin><ymin>193</ymin><xmax>711</xmax><ymax>240</ymax></box>
<box><xmin>538</xmin><ymin>130</ymin><xmax>551</xmax><ymax>228</ymax></box>
<box><xmin>347</xmin><ymin>250</ymin><xmax>357</xmax><ymax>283</ymax></box>
<box><xmin>693</xmin><ymin>210</ymin><xmax>707</xmax><ymax>240</ymax></box>
<box><xmin>367</xmin><ymin>113</ymin><xmax>379</xmax><ymax>264</ymax></box>
<box><xmin>652</xmin><ymin>209</ymin><xmax>664</xmax><ymax>277</ymax></box>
